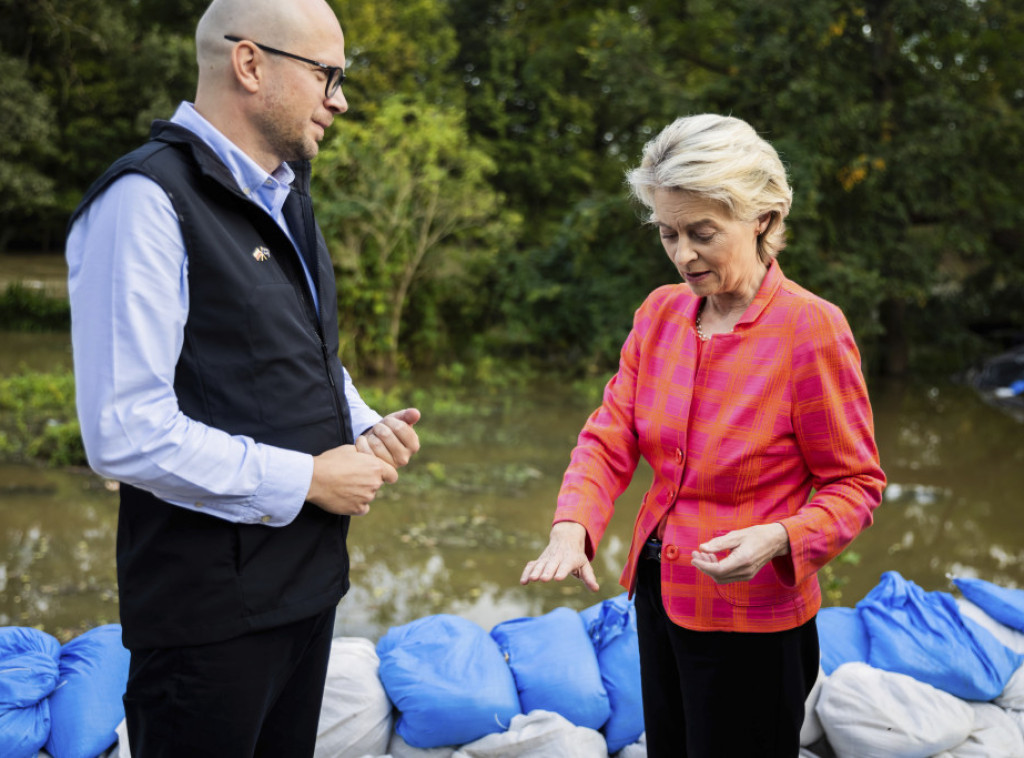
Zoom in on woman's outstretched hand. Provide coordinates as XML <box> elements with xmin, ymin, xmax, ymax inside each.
<box><xmin>520</xmin><ymin>521</ymin><xmax>600</xmax><ymax>592</ymax></box>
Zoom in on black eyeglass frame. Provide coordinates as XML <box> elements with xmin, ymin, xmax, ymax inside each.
<box><xmin>223</xmin><ymin>35</ymin><xmax>346</xmax><ymax>99</ymax></box>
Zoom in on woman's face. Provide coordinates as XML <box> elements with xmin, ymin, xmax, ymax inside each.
<box><xmin>652</xmin><ymin>189</ymin><xmax>766</xmax><ymax>304</ymax></box>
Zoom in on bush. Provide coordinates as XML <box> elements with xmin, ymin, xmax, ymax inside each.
<box><xmin>0</xmin><ymin>368</ymin><xmax>85</xmax><ymax>466</ymax></box>
<box><xmin>0</xmin><ymin>283</ymin><xmax>70</xmax><ymax>332</ymax></box>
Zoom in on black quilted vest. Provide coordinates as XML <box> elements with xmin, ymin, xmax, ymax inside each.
<box><xmin>71</xmin><ymin>121</ymin><xmax>354</xmax><ymax>648</ymax></box>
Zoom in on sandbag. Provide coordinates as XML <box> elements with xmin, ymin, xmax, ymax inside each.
<box><xmin>376</xmin><ymin>615</ymin><xmax>520</xmax><ymax>749</ymax></box>
<box><xmin>450</xmin><ymin>710</ymin><xmax>607</xmax><ymax>758</ymax></box>
<box><xmin>800</xmin><ymin>666</ymin><xmax>825</xmax><ymax>747</ymax></box>
<box><xmin>857</xmin><ymin>571</ymin><xmax>1023</xmax><ymax>700</ymax></box>
<box><xmin>613</xmin><ymin>734</ymin><xmax>646</xmax><ymax>758</ymax></box>
<box><xmin>490</xmin><ymin>608</ymin><xmax>609</xmax><ymax>731</ymax></box>
<box><xmin>45</xmin><ymin>624</ymin><xmax>130</xmax><ymax>758</ymax></box>
<box><xmin>953</xmin><ymin>576</ymin><xmax>1024</xmax><ymax>633</ymax></box>
<box><xmin>997</xmin><ymin>663</ymin><xmax>1024</xmax><ymax>711</ymax></box>
<box><xmin>817</xmin><ymin>662</ymin><xmax>974</xmax><ymax>758</ymax></box>
<box><xmin>816</xmin><ymin>606</ymin><xmax>869</xmax><ymax>675</ymax></box>
<box><xmin>957</xmin><ymin>597</ymin><xmax>1024</xmax><ymax>655</ymax></box>
<box><xmin>388</xmin><ymin>730</ymin><xmax>456</xmax><ymax>758</ymax></box>
<box><xmin>315</xmin><ymin>637</ymin><xmax>392</xmax><ymax>758</ymax></box>
<box><xmin>941</xmin><ymin>702</ymin><xmax>1024</xmax><ymax>757</ymax></box>
<box><xmin>580</xmin><ymin>593</ymin><xmax>643</xmax><ymax>754</ymax></box>
<box><xmin>115</xmin><ymin>719</ymin><xmax>130</xmax><ymax>758</ymax></box>
<box><xmin>0</xmin><ymin>626</ymin><xmax>61</xmax><ymax>758</ymax></box>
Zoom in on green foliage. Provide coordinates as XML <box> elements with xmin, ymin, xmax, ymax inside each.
<box><xmin>0</xmin><ymin>54</ymin><xmax>57</xmax><ymax>249</ymax></box>
<box><xmin>0</xmin><ymin>284</ymin><xmax>71</xmax><ymax>332</ymax></box>
<box><xmin>314</xmin><ymin>94</ymin><xmax>518</xmax><ymax>375</ymax></box>
<box><xmin>821</xmin><ymin>549</ymin><xmax>862</xmax><ymax>607</ymax></box>
<box><xmin>0</xmin><ymin>369</ymin><xmax>85</xmax><ymax>467</ymax></box>
<box><xmin>1</xmin><ymin>0</ymin><xmax>1022</xmax><ymax>377</ymax></box>
<box><xmin>0</xmin><ymin>0</ymin><xmax>197</xmax><ymax>248</ymax></box>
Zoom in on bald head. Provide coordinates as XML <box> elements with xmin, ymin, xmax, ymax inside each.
<box><xmin>195</xmin><ymin>0</ymin><xmax>342</xmax><ymax>77</ymax></box>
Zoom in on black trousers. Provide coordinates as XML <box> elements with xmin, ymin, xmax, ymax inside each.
<box><xmin>123</xmin><ymin>606</ymin><xmax>336</xmax><ymax>758</ymax></box>
<box><xmin>635</xmin><ymin>556</ymin><xmax>819</xmax><ymax>758</ymax></box>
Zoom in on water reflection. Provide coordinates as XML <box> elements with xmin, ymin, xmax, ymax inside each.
<box><xmin>1</xmin><ymin>377</ymin><xmax>1023</xmax><ymax>642</ymax></box>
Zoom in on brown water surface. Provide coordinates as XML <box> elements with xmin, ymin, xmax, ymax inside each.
<box><xmin>1</xmin><ymin>346</ymin><xmax>1022</xmax><ymax>641</ymax></box>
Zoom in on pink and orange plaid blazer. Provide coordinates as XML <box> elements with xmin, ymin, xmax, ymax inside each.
<box><xmin>553</xmin><ymin>262</ymin><xmax>886</xmax><ymax>633</ymax></box>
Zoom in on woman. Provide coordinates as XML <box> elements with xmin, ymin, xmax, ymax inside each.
<box><xmin>520</xmin><ymin>114</ymin><xmax>886</xmax><ymax>758</ymax></box>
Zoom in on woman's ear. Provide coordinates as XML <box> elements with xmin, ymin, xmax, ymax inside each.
<box><xmin>757</xmin><ymin>211</ymin><xmax>773</xmax><ymax>236</ymax></box>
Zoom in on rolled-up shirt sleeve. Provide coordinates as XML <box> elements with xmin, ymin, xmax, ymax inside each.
<box><xmin>68</xmin><ymin>173</ymin><xmax>325</xmax><ymax>526</ymax></box>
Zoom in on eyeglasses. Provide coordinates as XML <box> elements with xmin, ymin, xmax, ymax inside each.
<box><xmin>224</xmin><ymin>35</ymin><xmax>346</xmax><ymax>99</ymax></box>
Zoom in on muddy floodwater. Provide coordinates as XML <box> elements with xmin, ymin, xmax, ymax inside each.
<box><xmin>2</xmin><ymin>326</ymin><xmax>1023</xmax><ymax>642</ymax></box>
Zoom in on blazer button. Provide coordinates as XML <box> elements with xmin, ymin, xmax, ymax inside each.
<box><xmin>663</xmin><ymin>545</ymin><xmax>680</xmax><ymax>562</ymax></box>
<box><xmin>675</xmin><ymin>448</ymin><xmax>683</xmax><ymax>463</ymax></box>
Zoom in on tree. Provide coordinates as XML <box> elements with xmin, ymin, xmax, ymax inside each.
<box><xmin>313</xmin><ymin>95</ymin><xmax>517</xmax><ymax>375</ymax></box>
<box><xmin>0</xmin><ymin>54</ymin><xmax>57</xmax><ymax>251</ymax></box>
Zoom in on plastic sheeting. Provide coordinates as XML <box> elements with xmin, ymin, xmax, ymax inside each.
<box><xmin>377</xmin><ymin>615</ymin><xmax>520</xmax><ymax>749</ymax></box>
<box><xmin>490</xmin><ymin>608</ymin><xmax>609</xmax><ymax>730</ymax></box>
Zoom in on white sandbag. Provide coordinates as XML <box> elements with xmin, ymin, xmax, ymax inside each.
<box><xmin>957</xmin><ymin>598</ymin><xmax>1024</xmax><ymax>655</ymax></box>
<box><xmin>1005</xmin><ymin>709</ymin><xmax>1024</xmax><ymax>744</ymax></box>
<box><xmin>387</xmin><ymin>732</ymin><xmax>455</xmax><ymax>758</ymax></box>
<box><xmin>114</xmin><ymin>720</ymin><xmax>129</xmax><ymax>758</ymax></box>
<box><xmin>817</xmin><ymin>662</ymin><xmax>974</xmax><ymax>758</ymax></box>
<box><xmin>944</xmin><ymin>702</ymin><xmax>1024</xmax><ymax>757</ymax></box>
<box><xmin>800</xmin><ymin>665</ymin><xmax>826</xmax><ymax>746</ymax></box>
<box><xmin>316</xmin><ymin>637</ymin><xmax>393</xmax><ymax>758</ymax></box>
<box><xmin>451</xmin><ymin>710</ymin><xmax>608</xmax><ymax>758</ymax></box>
<box><xmin>998</xmin><ymin>663</ymin><xmax>1024</xmax><ymax>711</ymax></box>
<box><xmin>612</xmin><ymin>732</ymin><xmax>645</xmax><ymax>758</ymax></box>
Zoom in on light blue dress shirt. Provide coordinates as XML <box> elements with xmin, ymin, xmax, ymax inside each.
<box><xmin>67</xmin><ymin>102</ymin><xmax>381</xmax><ymax>527</ymax></box>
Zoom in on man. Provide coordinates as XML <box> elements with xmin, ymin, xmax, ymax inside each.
<box><xmin>66</xmin><ymin>0</ymin><xmax>419</xmax><ymax>754</ymax></box>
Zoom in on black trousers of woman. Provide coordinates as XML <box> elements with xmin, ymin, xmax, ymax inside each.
<box><xmin>634</xmin><ymin>555</ymin><xmax>819</xmax><ymax>758</ymax></box>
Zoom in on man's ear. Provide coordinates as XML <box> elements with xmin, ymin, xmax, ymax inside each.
<box><xmin>228</xmin><ymin>40</ymin><xmax>263</xmax><ymax>94</ymax></box>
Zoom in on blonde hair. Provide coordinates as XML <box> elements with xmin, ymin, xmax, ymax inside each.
<box><xmin>625</xmin><ymin>114</ymin><xmax>793</xmax><ymax>263</ymax></box>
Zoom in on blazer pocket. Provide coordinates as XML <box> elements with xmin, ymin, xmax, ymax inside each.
<box><xmin>713</xmin><ymin>564</ymin><xmax>802</xmax><ymax>607</ymax></box>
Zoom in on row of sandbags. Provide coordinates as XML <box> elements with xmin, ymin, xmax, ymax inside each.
<box><xmin>13</xmin><ymin>570</ymin><xmax>1024</xmax><ymax>758</ymax></box>
<box><xmin>13</xmin><ymin>592</ymin><xmax>646</xmax><ymax>758</ymax></box>
<box><xmin>800</xmin><ymin>571</ymin><xmax>1024</xmax><ymax>758</ymax></box>
<box><xmin>0</xmin><ymin>625</ymin><xmax>129</xmax><ymax>758</ymax></box>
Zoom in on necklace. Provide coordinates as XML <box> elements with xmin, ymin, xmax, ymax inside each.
<box><xmin>695</xmin><ymin>303</ymin><xmax>711</xmax><ymax>342</ymax></box>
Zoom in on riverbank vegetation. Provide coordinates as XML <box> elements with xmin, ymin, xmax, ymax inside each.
<box><xmin>3</xmin><ymin>0</ymin><xmax>1022</xmax><ymax>380</ymax></box>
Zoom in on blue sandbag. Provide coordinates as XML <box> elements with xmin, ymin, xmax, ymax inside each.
<box><xmin>0</xmin><ymin>626</ymin><xmax>61</xmax><ymax>758</ymax></box>
<box><xmin>816</xmin><ymin>606</ymin><xmax>870</xmax><ymax>676</ymax></box>
<box><xmin>376</xmin><ymin>614</ymin><xmax>521</xmax><ymax>749</ymax></box>
<box><xmin>491</xmin><ymin>607</ymin><xmax>610</xmax><ymax>730</ymax></box>
<box><xmin>953</xmin><ymin>576</ymin><xmax>1024</xmax><ymax>633</ymax></box>
<box><xmin>45</xmin><ymin>624</ymin><xmax>131</xmax><ymax>758</ymax></box>
<box><xmin>581</xmin><ymin>593</ymin><xmax>643</xmax><ymax>754</ymax></box>
<box><xmin>857</xmin><ymin>571</ymin><xmax>1024</xmax><ymax>700</ymax></box>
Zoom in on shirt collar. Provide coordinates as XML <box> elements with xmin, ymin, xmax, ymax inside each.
<box><xmin>170</xmin><ymin>102</ymin><xmax>295</xmax><ymax>219</ymax></box>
